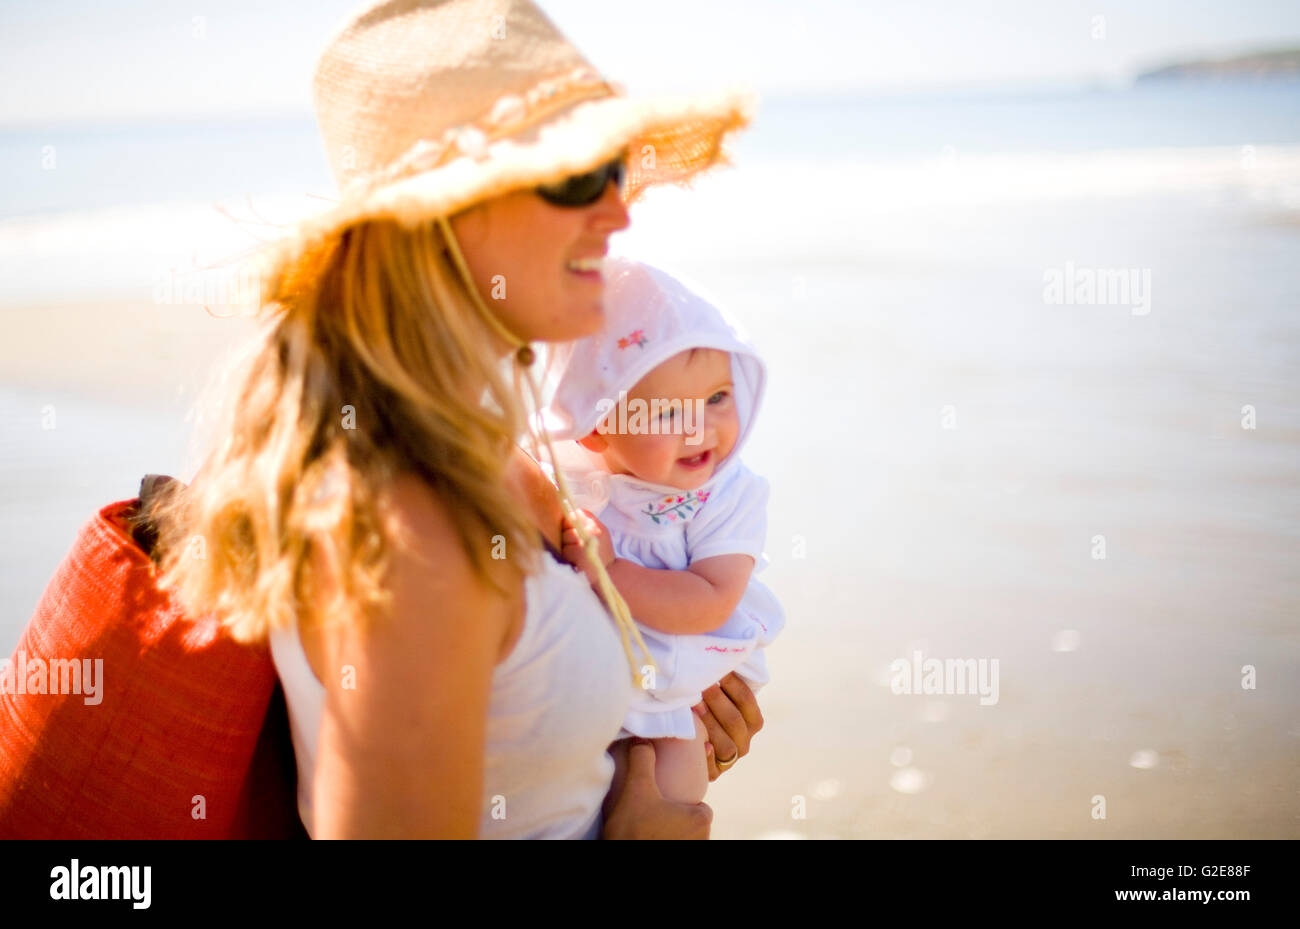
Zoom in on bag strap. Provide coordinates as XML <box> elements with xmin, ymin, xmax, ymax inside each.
<box><xmin>125</xmin><ymin>473</ymin><xmax>178</xmax><ymax>563</ymax></box>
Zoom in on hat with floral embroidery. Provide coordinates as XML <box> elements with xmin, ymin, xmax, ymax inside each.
<box><xmin>539</xmin><ymin>256</ymin><xmax>767</xmax><ymax>485</ymax></box>
<box><xmin>270</xmin><ymin>0</ymin><xmax>753</xmax><ymax>268</ymax></box>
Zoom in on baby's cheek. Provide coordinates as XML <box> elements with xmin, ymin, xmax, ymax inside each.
<box><xmin>649</xmin><ymin>434</ymin><xmax>687</xmax><ymax>466</ymax></box>
<box><xmin>623</xmin><ymin>435</ymin><xmax>677</xmax><ymax>477</ymax></box>
<box><xmin>719</xmin><ymin>409</ymin><xmax>741</xmax><ymax>451</ymax></box>
<box><xmin>610</xmin><ymin>433</ymin><xmax>671</xmax><ymax>478</ymax></box>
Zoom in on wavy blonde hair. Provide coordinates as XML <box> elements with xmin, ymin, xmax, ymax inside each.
<box><xmin>151</xmin><ymin>217</ymin><xmax>541</xmax><ymax>643</ymax></box>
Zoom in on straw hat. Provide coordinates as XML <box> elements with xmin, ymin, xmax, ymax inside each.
<box><xmin>279</xmin><ymin>0</ymin><xmax>754</xmax><ymax>262</ymax></box>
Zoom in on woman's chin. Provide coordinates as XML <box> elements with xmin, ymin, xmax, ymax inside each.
<box><xmin>557</xmin><ymin>301</ymin><xmax>606</xmax><ymax>341</ymax></box>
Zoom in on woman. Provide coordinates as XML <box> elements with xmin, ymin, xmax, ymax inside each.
<box><xmin>150</xmin><ymin>0</ymin><xmax>761</xmax><ymax>838</ymax></box>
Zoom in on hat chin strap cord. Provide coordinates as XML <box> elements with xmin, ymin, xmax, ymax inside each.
<box><xmin>436</xmin><ymin>216</ymin><xmax>656</xmax><ymax>687</ymax></box>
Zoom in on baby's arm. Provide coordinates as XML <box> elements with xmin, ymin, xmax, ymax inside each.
<box><xmin>609</xmin><ymin>554</ymin><xmax>753</xmax><ymax>635</ymax></box>
<box><xmin>561</xmin><ymin>509</ymin><xmax>753</xmax><ymax>635</ymax></box>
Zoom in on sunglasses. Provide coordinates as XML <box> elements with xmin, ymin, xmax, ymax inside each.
<box><xmin>536</xmin><ymin>154</ymin><xmax>627</xmax><ymax>207</ymax></box>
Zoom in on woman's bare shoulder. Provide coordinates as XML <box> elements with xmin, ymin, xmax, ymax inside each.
<box><xmin>303</xmin><ymin>473</ymin><xmax>518</xmax><ymax>673</ymax></box>
<box><xmin>379</xmin><ymin>472</ymin><xmax>469</xmax><ymax>553</ymax></box>
<box><xmin>380</xmin><ymin>471</ymin><xmax>523</xmax><ymax>621</ymax></box>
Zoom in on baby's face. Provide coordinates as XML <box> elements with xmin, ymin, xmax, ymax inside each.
<box><xmin>582</xmin><ymin>348</ymin><xmax>739</xmax><ymax>490</ymax></box>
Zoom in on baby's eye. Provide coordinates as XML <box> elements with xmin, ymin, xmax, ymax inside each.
<box><xmin>659</xmin><ymin>405</ymin><xmax>678</xmax><ymax>421</ymax></box>
<box><xmin>707</xmin><ymin>391</ymin><xmax>730</xmax><ymax>405</ymax></box>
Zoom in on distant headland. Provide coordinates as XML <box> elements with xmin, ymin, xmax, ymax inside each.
<box><xmin>1137</xmin><ymin>47</ymin><xmax>1300</xmax><ymax>82</ymax></box>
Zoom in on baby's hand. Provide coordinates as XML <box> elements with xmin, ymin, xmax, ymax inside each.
<box><xmin>561</xmin><ymin>508</ymin><xmax>615</xmax><ymax>587</ymax></box>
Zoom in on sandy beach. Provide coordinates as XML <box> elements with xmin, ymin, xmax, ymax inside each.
<box><xmin>1</xmin><ymin>299</ymin><xmax>259</xmax><ymax>405</ymax></box>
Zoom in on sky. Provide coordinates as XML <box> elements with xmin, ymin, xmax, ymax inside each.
<box><xmin>1</xmin><ymin>0</ymin><xmax>1299</xmax><ymax>126</ymax></box>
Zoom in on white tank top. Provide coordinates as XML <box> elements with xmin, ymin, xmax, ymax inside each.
<box><xmin>268</xmin><ymin>543</ymin><xmax>632</xmax><ymax>839</ymax></box>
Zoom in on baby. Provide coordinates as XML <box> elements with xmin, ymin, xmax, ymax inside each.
<box><xmin>540</xmin><ymin>257</ymin><xmax>785</xmax><ymax>804</ymax></box>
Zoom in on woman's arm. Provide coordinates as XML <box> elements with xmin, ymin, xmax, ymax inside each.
<box><xmin>561</xmin><ymin>509</ymin><xmax>752</xmax><ymax>634</ymax></box>
<box><xmin>303</xmin><ymin>474</ymin><xmax>518</xmax><ymax>838</ymax></box>
<box><xmin>505</xmin><ymin>446</ymin><xmax>566</xmax><ymax>552</ymax></box>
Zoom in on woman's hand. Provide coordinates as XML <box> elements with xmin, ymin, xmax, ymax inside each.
<box><xmin>693</xmin><ymin>673</ymin><xmax>763</xmax><ymax>780</ymax></box>
<box><xmin>560</xmin><ymin>508</ymin><xmax>615</xmax><ymax>586</ymax></box>
<box><xmin>602</xmin><ymin>740</ymin><xmax>712</xmax><ymax>839</ymax></box>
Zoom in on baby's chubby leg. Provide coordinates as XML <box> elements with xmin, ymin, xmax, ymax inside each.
<box><xmin>652</xmin><ymin>715</ymin><xmax>710</xmax><ymax>804</ymax></box>
<box><xmin>603</xmin><ymin>716</ymin><xmax>710</xmax><ymax>817</ymax></box>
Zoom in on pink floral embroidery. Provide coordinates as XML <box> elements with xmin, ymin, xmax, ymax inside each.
<box><xmin>617</xmin><ymin>329</ymin><xmax>648</xmax><ymax>350</ymax></box>
<box><xmin>642</xmin><ymin>488</ymin><xmax>708</xmax><ymax>524</ymax></box>
<box><xmin>703</xmin><ymin>645</ymin><xmax>746</xmax><ymax>654</ymax></box>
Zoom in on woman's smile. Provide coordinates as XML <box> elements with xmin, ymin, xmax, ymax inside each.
<box><xmin>566</xmin><ymin>255</ymin><xmax>605</xmax><ymax>282</ymax></box>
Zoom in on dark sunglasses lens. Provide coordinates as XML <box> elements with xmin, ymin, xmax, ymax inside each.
<box><xmin>537</xmin><ymin>158</ymin><xmax>624</xmax><ymax>207</ymax></box>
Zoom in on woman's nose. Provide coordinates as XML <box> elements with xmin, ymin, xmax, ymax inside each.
<box><xmin>589</xmin><ymin>179</ymin><xmax>630</xmax><ymax>232</ymax></box>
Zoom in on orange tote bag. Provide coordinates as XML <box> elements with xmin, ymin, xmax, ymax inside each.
<box><xmin>0</xmin><ymin>485</ymin><xmax>305</xmax><ymax>839</ymax></box>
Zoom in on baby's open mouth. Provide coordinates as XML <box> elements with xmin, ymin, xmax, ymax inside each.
<box><xmin>677</xmin><ymin>449</ymin><xmax>712</xmax><ymax>470</ymax></box>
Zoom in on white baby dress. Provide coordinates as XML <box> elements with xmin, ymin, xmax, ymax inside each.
<box><xmin>540</xmin><ymin>257</ymin><xmax>786</xmax><ymax>740</ymax></box>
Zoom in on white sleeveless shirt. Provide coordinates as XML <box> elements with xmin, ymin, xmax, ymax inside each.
<box><xmin>268</xmin><ymin>543</ymin><xmax>632</xmax><ymax>839</ymax></box>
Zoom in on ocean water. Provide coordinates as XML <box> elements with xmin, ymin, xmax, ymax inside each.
<box><xmin>2</xmin><ymin>81</ymin><xmax>1298</xmax><ymax>838</ymax></box>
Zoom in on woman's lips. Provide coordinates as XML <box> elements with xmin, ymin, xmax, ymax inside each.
<box><xmin>677</xmin><ymin>449</ymin><xmax>712</xmax><ymax>470</ymax></box>
<box><xmin>566</xmin><ymin>257</ymin><xmax>604</xmax><ymax>284</ymax></box>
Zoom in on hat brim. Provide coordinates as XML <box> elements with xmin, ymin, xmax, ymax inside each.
<box><xmin>274</xmin><ymin>86</ymin><xmax>755</xmax><ymax>266</ymax></box>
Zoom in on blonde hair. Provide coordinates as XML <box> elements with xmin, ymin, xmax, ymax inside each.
<box><xmin>151</xmin><ymin>218</ymin><xmax>540</xmax><ymax>643</ymax></box>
